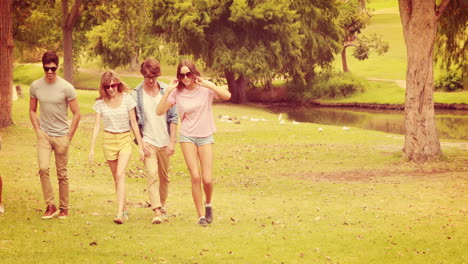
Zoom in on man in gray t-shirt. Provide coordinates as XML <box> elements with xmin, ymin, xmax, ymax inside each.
<box><xmin>29</xmin><ymin>51</ymin><xmax>81</xmax><ymax>220</ymax></box>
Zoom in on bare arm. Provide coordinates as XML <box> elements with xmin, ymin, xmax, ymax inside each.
<box><xmin>156</xmin><ymin>80</ymin><xmax>177</xmax><ymax>116</ymax></box>
<box><xmin>129</xmin><ymin>108</ymin><xmax>145</xmax><ymax>161</ymax></box>
<box><xmin>88</xmin><ymin>112</ymin><xmax>101</xmax><ymax>162</ymax></box>
<box><xmin>166</xmin><ymin>122</ymin><xmax>177</xmax><ymax>156</ymax></box>
<box><xmin>29</xmin><ymin>97</ymin><xmax>41</xmax><ymax>133</ymax></box>
<box><xmin>68</xmin><ymin>98</ymin><xmax>81</xmax><ymax>141</ymax></box>
<box><xmin>196</xmin><ymin>77</ymin><xmax>231</xmax><ymax>101</ymax></box>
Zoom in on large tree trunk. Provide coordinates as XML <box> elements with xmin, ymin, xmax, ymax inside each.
<box><xmin>62</xmin><ymin>26</ymin><xmax>74</xmax><ymax>83</ymax></box>
<box><xmin>0</xmin><ymin>0</ymin><xmax>14</xmax><ymax>128</ymax></box>
<box><xmin>62</xmin><ymin>0</ymin><xmax>83</xmax><ymax>84</ymax></box>
<box><xmin>398</xmin><ymin>0</ymin><xmax>449</xmax><ymax>162</ymax></box>
<box><xmin>225</xmin><ymin>70</ymin><xmax>248</xmax><ymax>104</ymax></box>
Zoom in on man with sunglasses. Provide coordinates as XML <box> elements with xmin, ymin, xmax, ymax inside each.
<box><xmin>29</xmin><ymin>50</ymin><xmax>81</xmax><ymax>220</ymax></box>
<box><xmin>131</xmin><ymin>58</ymin><xmax>178</xmax><ymax>224</ymax></box>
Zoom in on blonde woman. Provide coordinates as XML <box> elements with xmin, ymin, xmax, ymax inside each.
<box><xmin>157</xmin><ymin>60</ymin><xmax>231</xmax><ymax>226</ymax></box>
<box><xmin>89</xmin><ymin>70</ymin><xmax>144</xmax><ymax>224</ymax></box>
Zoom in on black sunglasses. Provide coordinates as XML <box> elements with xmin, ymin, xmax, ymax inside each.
<box><xmin>178</xmin><ymin>72</ymin><xmax>193</xmax><ymax>79</ymax></box>
<box><xmin>43</xmin><ymin>66</ymin><xmax>58</xmax><ymax>72</ymax></box>
<box><xmin>104</xmin><ymin>83</ymin><xmax>120</xmax><ymax>90</ymax></box>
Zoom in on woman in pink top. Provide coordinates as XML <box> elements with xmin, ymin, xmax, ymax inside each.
<box><xmin>157</xmin><ymin>60</ymin><xmax>231</xmax><ymax>226</ymax></box>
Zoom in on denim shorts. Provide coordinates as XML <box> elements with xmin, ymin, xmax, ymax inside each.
<box><xmin>179</xmin><ymin>134</ymin><xmax>214</xmax><ymax>146</ymax></box>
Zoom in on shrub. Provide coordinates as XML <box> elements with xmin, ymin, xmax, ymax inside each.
<box><xmin>305</xmin><ymin>72</ymin><xmax>367</xmax><ymax>100</ymax></box>
<box><xmin>435</xmin><ymin>71</ymin><xmax>463</xmax><ymax>92</ymax></box>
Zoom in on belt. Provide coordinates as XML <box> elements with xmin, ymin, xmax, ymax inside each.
<box><xmin>104</xmin><ymin>130</ymin><xmax>130</xmax><ymax>134</ymax></box>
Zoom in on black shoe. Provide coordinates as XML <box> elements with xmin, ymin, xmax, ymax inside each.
<box><xmin>198</xmin><ymin>217</ymin><xmax>208</xmax><ymax>227</ymax></box>
<box><xmin>205</xmin><ymin>206</ymin><xmax>213</xmax><ymax>224</ymax></box>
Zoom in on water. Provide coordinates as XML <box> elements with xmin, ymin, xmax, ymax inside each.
<box><xmin>271</xmin><ymin>106</ymin><xmax>468</xmax><ymax>140</ymax></box>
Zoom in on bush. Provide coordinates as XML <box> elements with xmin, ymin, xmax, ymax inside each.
<box><xmin>305</xmin><ymin>72</ymin><xmax>367</xmax><ymax>100</ymax></box>
<box><xmin>435</xmin><ymin>71</ymin><xmax>463</xmax><ymax>92</ymax></box>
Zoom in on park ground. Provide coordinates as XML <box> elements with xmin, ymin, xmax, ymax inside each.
<box><xmin>0</xmin><ymin>88</ymin><xmax>467</xmax><ymax>263</ymax></box>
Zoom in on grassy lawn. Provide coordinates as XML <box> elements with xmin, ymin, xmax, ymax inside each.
<box><xmin>318</xmin><ymin>81</ymin><xmax>468</xmax><ymax>105</ymax></box>
<box><xmin>0</xmin><ymin>89</ymin><xmax>467</xmax><ymax>263</ymax></box>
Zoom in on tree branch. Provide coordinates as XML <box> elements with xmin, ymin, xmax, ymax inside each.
<box><xmin>435</xmin><ymin>0</ymin><xmax>451</xmax><ymax>20</ymax></box>
<box><xmin>67</xmin><ymin>0</ymin><xmax>83</xmax><ymax>28</ymax></box>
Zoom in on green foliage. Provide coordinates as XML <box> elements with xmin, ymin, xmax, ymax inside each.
<box><xmin>154</xmin><ymin>0</ymin><xmax>341</xmax><ymax>84</ymax></box>
<box><xmin>435</xmin><ymin>0</ymin><xmax>467</xmax><ymax>71</ymax></box>
<box><xmin>305</xmin><ymin>72</ymin><xmax>367</xmax><ymax>100</ymax></box>
<box><xmin>13</xmin><ymin>0</ymin><xmax>62</xmax><ymax>62</ymax></box>
<box><xmin>352</xmin><ymin>33</ymin><xmax>390</xmax><ymax>60</ymax></box>
<box><xmin>339</xmin><ymin>0</ymin><xmax>389</xmax><ymax>70</ymax></box>
<box><xmin>434</xmin><ymin>70</ymin><xmax>463</xmax><ymax>92</ymax></box>
<box><xmin>86</xmin><ymin>0</ymin><xmax>153</xmax><ymax>69</ymax></box>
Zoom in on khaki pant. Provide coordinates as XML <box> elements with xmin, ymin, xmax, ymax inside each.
<box><xmin>144</xmin><ymin>145</ymin><xmax>170</xmax><ymax>210</ymax></box>
<box><xmin>37</xmin><ymin>130</ymin><xmax>70</xmax><ymax>210</ymax></box>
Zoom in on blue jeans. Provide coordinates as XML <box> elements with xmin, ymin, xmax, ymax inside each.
<box><xmin>179</xmin><ymin>134</ymin><xmax>214</xmax><ymax>146</ymax></box>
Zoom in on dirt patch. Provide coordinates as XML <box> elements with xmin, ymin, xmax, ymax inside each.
<box><xmin>288</xmin><ymin>166</ymin><xmax>467</xmax><ymax>183</ymax></box>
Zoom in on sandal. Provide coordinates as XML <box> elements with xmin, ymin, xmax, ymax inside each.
<box><xmin>113</xmin><ymin>215</ymin><xmax>123</xmax><ymax>224</ymax></box>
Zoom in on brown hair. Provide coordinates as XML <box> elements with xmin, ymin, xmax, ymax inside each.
<box><xmin>42</xmin><ymin>50</ymin><xmax>59</xmax><ymax>66</ymax></box>
<box><xmin>140</xmin><ymin>58</ymin><xmax>161</xmax><ymax>77</ymax></box>
<box><xmin>97</xmin><ymin>70</ymin><xmax>128</xmax><ymax>100</ymax></box>
<box><xmin>176</xmin><ymin>60</ymin><xmax>200</xmax><ymax>90</ymax></box>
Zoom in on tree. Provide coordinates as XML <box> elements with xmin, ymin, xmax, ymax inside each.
<box><xmin>434</xmin><ymin>0</ymin><xmax>468</xmax><ymax>90</ymax></box>
<box><xmin>154</xmin><ymin>0</ymin><xmax>341</xmax><ymax>104</ymax></box>
<box><xmin>339</xmin><ymin>0</ymin><xmax>389</xmax><ymax>72</ymax></box>
<box><xmin>398</xmin><ymin>0</ymin><xmax>451</xmax><ymax>162</ymax></box>
<box><xmin>86</xmin><ymin>0</ymin><xmax>152</xmax><ymax>70</ymax></box>
<box><xmin>62</xmin><ymin>0</ymin><xmax>86</xmax><ymax>84</ymax></box>
<box><xmin>0</xmin><ymin>0</ymin><xmax>14</xmax><ymax>128</ymax></box>
<box><xmin>13</xmin><ymin>0</ymin><xmax>62</xmax><ymax>62</ymax></box>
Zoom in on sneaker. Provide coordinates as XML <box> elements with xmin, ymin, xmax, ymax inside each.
<box><xmin>42</xmin><ymin>205</ymin><xmax>59</xmax><ymax>220</ymax></box>
<box><xmin>198</xmin><ymin>217</ymin><xmax>208</xmax><ymax>227</ymax></box>
<box><xmin>113</xmin><ymin>215</ymin><xmax>123</xmax><ymax>224</ymax></box>
<box><xmin>151</xmin><ymin>216</ymin><xmax>162</xmax><ymax>224</ymax></box>
<box><xmin>0</xmin><ymin>204</ymin><xmax>4</xmax><ymax>214</ymax></box>
<box><xmin>58</xmin><ymin>209</ymin><xmax>68</xmax><ymax>219</ymax></box>
<box><xmin>205</xmin><ymin>206</ymin><xmax>213</xmax><ymax>224</ymax></box>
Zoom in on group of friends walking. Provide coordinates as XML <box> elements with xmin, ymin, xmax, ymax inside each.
<box><xmin>27</xmin><ymin>50</ymin><xmax>231</xmax><ymax>226</ymax></box>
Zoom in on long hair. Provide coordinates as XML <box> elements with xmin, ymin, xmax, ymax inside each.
<box><xmin>96</xmin><ymin>70</ymin><xmax>128</xmax><ymax>100</ymax></box>
<box><xmin>176</xmin><ymin>60</ymin><xmax>201</xmax><ymax>90</ymax></box>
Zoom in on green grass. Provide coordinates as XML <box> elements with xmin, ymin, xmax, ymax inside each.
<box><xmin>0</xmin><ymin>89</ymin><xmax>467</xmax><ymax>263</ymax></box>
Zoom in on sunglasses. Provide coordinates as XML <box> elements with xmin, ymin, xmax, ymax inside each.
<box><xmin>104</xmin><ymin>83</ymin><xmax>120</xmax><ymax>90</ymax></box>
<box><xmin>144</xmin><ymin>75</ymin><xmax>158</xmax><ymax>80</ymax></box>
<box><xmin>43</xmin><ymin>66</ymin><xmax>58</xmax><ymax>72</ymax></box>
<box><xmin>178</xmin><ymin>72</ymin><xmax>193</xmax><ymax>79</ymax></box>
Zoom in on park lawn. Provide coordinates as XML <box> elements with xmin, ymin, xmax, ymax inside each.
<box><xmin>0</xmin><ymin>89</ymin><xmax>467</xmax><ymax>263</ymax></box>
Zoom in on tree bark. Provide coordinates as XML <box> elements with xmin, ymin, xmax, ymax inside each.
<box><xmin>225</xmin><ymin>70</ymin><xmax>247</xmax><ymax>104</ymax></box>
<box><xmin>341</xmin><ymin>44</ymin><xmax>354</xmax><ymax>73</ymax></box>
<box><xmin>62</xmin><ymin>0</ymin><xmax>83</xmax><ymax>84</ymax></box>
<box><xmin>398</xmin><ymin>0</ymin><xmax>449</xmax><ymax>162</ymax></box>
<box><xmin>0</xmin><ymin>0</ymin><xmax>14</xmax><ymax>128</ymax></box>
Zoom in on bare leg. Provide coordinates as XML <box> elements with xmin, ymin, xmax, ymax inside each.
<box><xmin>198</xmin><ymin>144</ymin><xmax>213</xmax><ymax>205</ymax></box>
<box><xmin>180</xmin><ymin>142</ymin><xmax>204</xmax><ymax>218</ymax></box>
<box><xmin>107</xmin><ymin>153</ymin><xmax>131</xmax><ymax>219</ymax></box>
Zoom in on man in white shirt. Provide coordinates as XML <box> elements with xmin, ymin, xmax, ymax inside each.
<box><xmin>131</xmin><ymin>58</ymin><xmax>178</xmax><ymax>224</ymax></box>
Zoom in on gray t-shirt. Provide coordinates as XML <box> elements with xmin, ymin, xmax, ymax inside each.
<box><xmin>30</xmin><ymin>76</ymin><xmax>77</xmax><ymax>136</ymax></box>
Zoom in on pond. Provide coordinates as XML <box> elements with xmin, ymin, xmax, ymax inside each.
<box><xmin>270</xmin><ymin>106</ymin><xmax>468</xmax><ymax>140</ymax></box>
